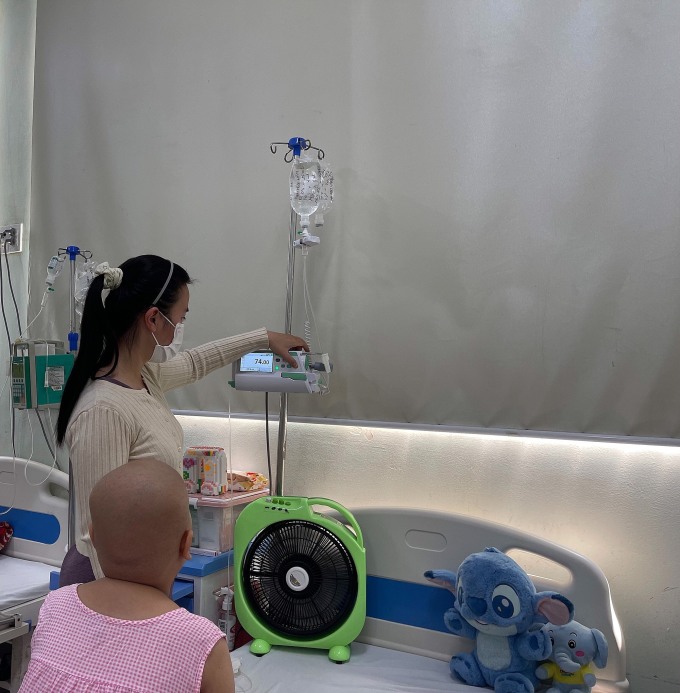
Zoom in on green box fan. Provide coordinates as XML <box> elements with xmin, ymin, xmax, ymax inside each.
<box><xmin>234</xmin><ymin>496</ymin><xmax>366</xmax><ymax>663</ymax></box>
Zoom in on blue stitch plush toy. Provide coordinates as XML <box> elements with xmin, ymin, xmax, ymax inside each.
<box><xmin>425</xmin><ymin>548</ymin><xmax>574</xmax><ymax>693</ymax></box>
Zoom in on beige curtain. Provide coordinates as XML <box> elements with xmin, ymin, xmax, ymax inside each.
<box><xmin>29</xmin><ymin>0</ymin><xmax>680</xmax><ymax>438</ymax></box>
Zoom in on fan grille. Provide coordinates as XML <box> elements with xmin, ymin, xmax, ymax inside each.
<box><xmin>242</xmin><ymin>519</ymin><xmax>358</xmax><ymax>637</ymax></box>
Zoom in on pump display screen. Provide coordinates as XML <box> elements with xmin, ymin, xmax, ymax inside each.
<box><xmin>240</xmin><ymin>352</ymin><xmax>274</xmax><ymax>373</ymax></box>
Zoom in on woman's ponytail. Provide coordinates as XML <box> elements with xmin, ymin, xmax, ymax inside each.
<box><xmin>56</xmin><ymin>274</ymin><xmax>111</xmax><ymax>444</ymax></box>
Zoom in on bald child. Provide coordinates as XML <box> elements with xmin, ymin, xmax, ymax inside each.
<box><xmin>20</xmin><ymin>460</ymin><xmax>235</xmax><ymax>693</ymax></box>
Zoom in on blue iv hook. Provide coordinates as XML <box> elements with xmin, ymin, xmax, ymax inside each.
<box><xmin>288</xmin><ymin>137</ymin><xmax>307</xmax><ymax>158</ymax></box>
<box><xmin>65</xmin><ymin>245</ymin><xmax>80</xmax><ymax>260</ymax></box>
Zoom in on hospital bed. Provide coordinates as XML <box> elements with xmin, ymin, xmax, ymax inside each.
<box><xmin>0</xmin><ymin>456</ymin><xmax>68</xmax><ymax>692</ymax></box>
<box><xmin>232</xmin><ymin>507</ymin><xmax>629</xmax><ymax>692</ymax></box>
<box><xmin>0</xmin><ymin>455</ymin><xmax>629</xmax><ymax>692</ymax></box>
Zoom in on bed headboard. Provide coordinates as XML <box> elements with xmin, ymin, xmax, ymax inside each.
<box><xmin>348</xmin><ymin>506</ymin><xmax>628</xmax><ymax>693</ymax></box>
<box><xmin>0</xmin><ymin>456</ymin><xmax>69</xmax><ymax>567</ymax></box>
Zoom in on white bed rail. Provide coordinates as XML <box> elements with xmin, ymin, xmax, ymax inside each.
<box><xmin>0</xmin><ymin>456</ymin><xmax>68</xmax><ymax>566</ymax></box>
<box><xmin>347</xmin><ymin>506</ymin><xmax>628</xmax><ymax>693</ymax></box>
<box><xmin>0</xmin><ymin>456</ymin><xmax>69</xmax><ymax>690</ymax></box>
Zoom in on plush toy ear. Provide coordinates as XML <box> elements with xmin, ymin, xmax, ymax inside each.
<box><xmin>592</xmin><ymin>628</ymin><xmax>609</xmax><ymax>668</ymax></box>
<box><xmin>535</xmin><ymin>592</ymin><xmax>574</xmax><ymax>625</ymax></box>
<box><xmin>424</xmin><ymin>569</ymin><xmax>457</xmax><ymax>595</ymax></box>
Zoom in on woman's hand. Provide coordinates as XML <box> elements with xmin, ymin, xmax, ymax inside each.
<box><xmin>267</xmin><ymin>331</ymin><xmax>310</xmax><ymax>367</ymax></box>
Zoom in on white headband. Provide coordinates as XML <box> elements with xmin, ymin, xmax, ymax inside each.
<box><xmin>94</xmin><ymin>262</ymin><xmax>123</xmax><ymax>306</ymax></box>
<box><xmin>152</xmin><ymin>261</ymin><xmax>174</xmax><ymax>306</ymax></box>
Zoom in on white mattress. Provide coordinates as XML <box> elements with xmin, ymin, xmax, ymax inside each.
<box><xmin>0</xmin><ymin>555</ymin><xmax>54</xmax><ymax>611</ymax></box>
<box><xmin>231</xmin><ymin>642</ymin><xmax>473</xmax><ymax>692</ymax></box>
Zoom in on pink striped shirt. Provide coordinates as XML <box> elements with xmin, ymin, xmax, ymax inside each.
<box><xmin>19</xmin><ymin>585</ymin><xmax>225</xmax><ymax>692</ymax></box>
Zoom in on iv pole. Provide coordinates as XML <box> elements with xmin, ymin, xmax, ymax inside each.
<box><xmin>270</xmin><ymin>137</ymin><xmax>325</xmax><ymax>496</ymax></box>
<box><xmin>58</xmin><ymin>245</ymin><xmax>92</xmax><ymax>353</ymax></box>
<box><xmin>275</xmin><ymin>206</ymin><xmax>298</xmax><ymax>496</ymax></box>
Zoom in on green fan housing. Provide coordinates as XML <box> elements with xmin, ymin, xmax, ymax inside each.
<box><xmin>234</xmin><ymin>496</ymin><xmax>366</xmax><ymax>663</ymax></box>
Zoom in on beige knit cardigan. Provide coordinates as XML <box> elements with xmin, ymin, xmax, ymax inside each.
<box><xmin>65</xmin><ymin>328</ymin><xmax>269</xmax><ymax>577</ymax></box>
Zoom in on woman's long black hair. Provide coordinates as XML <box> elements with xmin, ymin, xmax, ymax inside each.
<box><xmin>56</xmin><ymin>255</ymin><xmax>191</xmax><ymax>445</ymax></box>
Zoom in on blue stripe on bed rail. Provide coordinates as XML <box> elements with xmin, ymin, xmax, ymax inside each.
<box><xmin>0</xmin><ymin>507</ymin><xmax>61</xmax><ymax>544</ymax></box>
<box><xmin>366</xmin><ymin>575</ymin><xmax>453</xmax><ymax>633</ymax></box>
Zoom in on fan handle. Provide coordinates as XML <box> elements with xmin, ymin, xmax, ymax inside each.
<box><xmin>308</xmin><ymin>498</ymin><xmax>364</xmax><ymax>548</ymax></box>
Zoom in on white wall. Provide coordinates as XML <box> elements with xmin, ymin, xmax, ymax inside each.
<box><xmin>0</xmin><ymin>0</ymin><xmax>41</xmax><ymax>460</ymax></box>
<box><xmin>179</xmin><ymin>413</ymin><xmax>680</xmax><ymax>692</ymax></box>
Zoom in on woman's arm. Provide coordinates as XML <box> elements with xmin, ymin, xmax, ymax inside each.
<box><xmin>152</xmin><ymin>328</ymin><xmax>270</xmax><ymax>392</ymax></box>
<box><xmin>152</xmin><ymin>329</ymin><xmax>309</xmax><ymax>393</ymax></box>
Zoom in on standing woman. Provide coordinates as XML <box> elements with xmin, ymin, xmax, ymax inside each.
<box><xmin>56</xmin><ymin>255</ymin><xmax>307</xmax><ymax>584</ymax></box>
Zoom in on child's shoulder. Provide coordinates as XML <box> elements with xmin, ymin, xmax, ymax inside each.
<box><xmin>68</xmin><ymin>583</ymin><xmax>223</xmax><ymax>643</ymax></box>
<box><xmin>40</xmin><ymin>584</ymin><xmax>80</xmax><ymax>619</ymax></box>
<box><xmin>45</xmin><ymin>583</ymin><xmax>79</xmax><ymax>604</ymax></box>
<box><xmin>165</xmin><ymin>607</ymin><xmax>225</xmax><ymax>640</ymax></box>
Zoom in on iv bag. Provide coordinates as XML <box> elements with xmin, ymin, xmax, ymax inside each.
<box><xmin>45</xmin><ymin>256</ymin><xmax>64</xmax><ymax>288</ymax></box>
<box><xmin>314</xmin><ymin>164</ymin><xmax>334</xmax><ymax>227</ymax></box>
<box><xmin>75</xmin><ymin>259</ymin><xmax>96</xmax><ymax>318</ymax></box>
<box><xmin>289</xmin><ymin>153</ymin><xmax>321</xmax><ymax>228</ymax></box>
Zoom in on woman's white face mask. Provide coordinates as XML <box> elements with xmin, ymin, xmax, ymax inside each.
<box><xmin>148</xmin><ymin>312</ymin><xmax>184</xmax><ymax>364</ymax></box>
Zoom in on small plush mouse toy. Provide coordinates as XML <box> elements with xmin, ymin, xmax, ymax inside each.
<box><xmin>425</xmin><ymin>548</ymin><xmax>574</xmax><ymax>693</ymax></box>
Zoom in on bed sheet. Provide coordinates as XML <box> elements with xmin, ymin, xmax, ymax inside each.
<box><xmin>231</xmin><ymin>642</ymin><xmax>472</xmax><ymax>692</ymax></box>
<box><xmin>0</xmin><ymin>555</ymin><xmax>54</xmax><ymax>611</ymax></box>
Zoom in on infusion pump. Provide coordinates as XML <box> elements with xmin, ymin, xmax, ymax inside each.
<box><xmin>11</xmin><ymin>340</ymin><xmax>74</xmax><ymax>409</ymax></box>
<box><xmin>230</xmin><ymin>350</ymin><xmax>331</xmax><ymax>394</ymax></box>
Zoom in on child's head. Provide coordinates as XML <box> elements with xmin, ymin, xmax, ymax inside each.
<box><xmin>89</xmin><ymin>459</ymin><xmax>191</xmax><ymax>586</ymax></box>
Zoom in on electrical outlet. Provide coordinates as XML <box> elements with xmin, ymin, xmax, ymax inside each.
<box><xmin>1</xmin><ymin>223</ymin><xmax>23</xmax><ymax>253</ymax></box>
